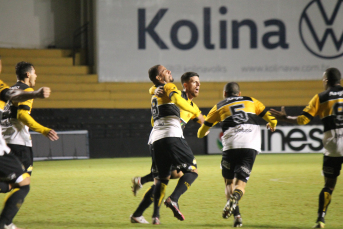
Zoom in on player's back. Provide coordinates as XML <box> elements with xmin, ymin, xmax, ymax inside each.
<box><xmin>209</xmin><ymin>96</ymin><xmax>266</xmax><ymax>152</ymax></box>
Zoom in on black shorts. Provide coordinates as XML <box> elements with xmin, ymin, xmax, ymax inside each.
<box><xmin>152</xmin><ymin>137</ymin><xmax>197</xmax><ymax>178</ymax></box>
<box><xmin>7</xmin><ymin>144</ymin><xmax>33</xmax><ymax>175</ymax></box>
<box><xmin>323</xmin><ymin>155</ymin><xmax>343</xmax><ymax>178</ymax></box>
<box><xmin>221</xmin><ymin>148</ymin><xmax>257</xmax><ymax>183</ymax></box>
<box><xmin>0</xmin><ymin>153</ymin><xmax>26</xmax><ymax>183</ymax></box>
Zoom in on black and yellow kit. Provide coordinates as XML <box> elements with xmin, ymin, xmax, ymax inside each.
<box><xmin>198</xmin><ymin>96</ymin><xmax>276</xmax><ymax>152</ymax></box>
<box><xmin>298</xmin><ymin>85</ymin><xmax>343</xmax><ymax>157</ymax></box>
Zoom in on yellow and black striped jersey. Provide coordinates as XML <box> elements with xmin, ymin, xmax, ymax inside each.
<box><xmin>200</xmin><ymin>96</ymin><xmax>276</xmax><ymax>152</ymax></box>
<box><xmin>149</xmin><ymin>85</ymin><xmax>202</xmax><ymax>129</ymax></box>
<box><xmin>205</xmin><ymin>96</ymin><xmax>268</xmax><ymax>131</ymax></box>
<box><xmin>0</xmin><ymin>80</ymin><xmax>11</xmax><ymax>155</ymax></box>
<box><xmin>299</xmin><ymin>85</ymin><xmax>343</xmax><ymax>132</ymax></box>
<box><xmin>299</xmin><ymin>85</ymin><xmax>343</xmax><ymax>157</ymax></box>
<box><xmin>0</xmin><ymin>79</ymin><xmax>10</xmax><ymax>110</ymax></box>
<box><xmin>2</xmin><ymin>82</ymin><xmax>50</xmax><ymax>147</ymax></box>
<box><xmin>148</xmin><ymin>82</ymin><xmax>200</xmax><ymax>144</ymax></box>
<box><xmin>151</xmin><ymin>83</ymin><xmax>180</xmax><ymax>122</ymax></box>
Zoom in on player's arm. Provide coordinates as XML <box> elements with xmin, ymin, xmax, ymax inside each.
<box><xmin>252</xmin><ymin>98</ymin><xmax>277</xmax><ymax>131</ymax></box>
<box><xmin>17</xmin><ymin>110</ymin><xmax>59</xmax><ymax>141</ymax></box>
<box><xmin>198</xmin><ymin>105</ymin><xmax>219</xmax><ymax>138</ymax></box>
<box><xmin>1</xmin><ymin>87</ymin><xmax>51</xmax><ymax>103</ymax></box>
<box><xmin>269</xmin><ymin>94</ymin><xmax>318</xmax><ymax>125</ymax></box>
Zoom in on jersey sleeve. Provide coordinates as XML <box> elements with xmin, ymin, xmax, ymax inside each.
<box><xmin>0</xmin><ymin>80</ymin><xmax>10</xmax><ymax>102</ymax></box>
<box><xmin>17</xmin><ymin>109</ymin><xmax>51</xmax><ymax>136</ymax></box>
<box><xmin>297</xmin><ymin>94</ymin><xmax>319</xmax><ymax>125</ymax></box>
<box><xmin>164</xmin><ymin>83</ymin><xmax>179</xmax><ymax>99</ymax></box>
<box><xmin>17</xmin><ymin>88</ymin><xmax>34</xmax><ymax>111</ymax></box>
<box><xmin>251</xmin><ymin>97</ymin><xmax>266</xmax><ymax>117</ymax></box>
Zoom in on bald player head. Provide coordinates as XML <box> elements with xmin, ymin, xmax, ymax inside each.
<box><xmin>223</xmin><ymin>82</ymin><xmax>241</xmax><ymax>98</ymax></box>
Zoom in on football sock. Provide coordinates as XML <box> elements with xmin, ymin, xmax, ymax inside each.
<box><xmin>233</xmin><ymin>205</ymin><xmax>241</xmax><ymax>216</ymax></box>
<box><xmin>170</xmin><ymin>172</ymin><xmax>198</xmax><ymax>202</ymax></box>
<box><xmin>233</xmin><ymin>189</ymin><xmax>243</xmax><ymax>201</ymax></box>
<box><xmin>0</xmin><ymin>185</ymin><xmax>30</xmax><ymax>225</ymax></box>
<box><xmin>152</xmin><ymin>179</ymin><xmax>168</xmax><ymax>218</ymax></box>
<box><xmin>140</xmin><ymin>173</ymin><xmax>154</xmax><ymax>185</ymax></box>
<box><xmin>317</xmin><ymin>187</ymin><xmax>333</xmax><ymax>221</ymax></box>
<box><xmin>0</xmin><ymin>182</ymin><xmax>10</xmax><ymax>193</ymax></box>
<box><xmin>132</xmin><ymin>185</ymin><xmax>155</xmax><ymax>217</ymax></box>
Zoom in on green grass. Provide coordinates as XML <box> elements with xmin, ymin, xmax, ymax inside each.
<box><xmin>2</xmin><ymin>154</ymin><xmax>342</xmax><ymax>229</ymax></box>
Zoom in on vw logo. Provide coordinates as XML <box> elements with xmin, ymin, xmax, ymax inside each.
<box><xmin>299</xmin><ymin>0</ymin><xmax>343</xmax><ymax>59</ymax></box>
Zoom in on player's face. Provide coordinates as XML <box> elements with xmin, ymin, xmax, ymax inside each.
<box><xmin>184</xmin><ymin>76</ymin><xmax>200</xmax><ymax>99</ymax></box>
<box><xmin>158</xmin><ymin>65</ymin><xmax>174</xmax><ymax>83</ymax></box>
<box><xmin>322</xmin><ymin>72</ymin><xmax>328</xmax><ymax>90</ymax></box>
<box><xmin>28</xmin><ymin>67</ymin><xmax>37</xmax><ymax>87</ymax></box>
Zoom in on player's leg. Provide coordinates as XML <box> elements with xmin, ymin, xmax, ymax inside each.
<box><xmin>131</xmin><ymin>145</ymin><xmax>155</xmax><ymax>196</ymax></box>
<box><xmin>0</xmin><ymin>153</ymin><xmax>30</xmax><ymax>229</ymax></box>
<box><xmin>222</xmin><ymin>150</ymin><xmax>236</xmax><ymax>219</ymax></box>
<box><xmin>165</xmin><ymin>138</ymin><xmax>198</xmax><ymax>221</ymax></box>
<box><xmin>314</xmin><ymin>156</ymin><xmax>341</xmax><ymax>228</ymax></box>
<box><xmin>151</xmin><ymin>138</ymin><xmax>172</xmax><ymax>224</ymax></box>
<box><xmin>7</xmin><ymin>144</ymin><xmax>33</xmax><ymax>176</ymax></box>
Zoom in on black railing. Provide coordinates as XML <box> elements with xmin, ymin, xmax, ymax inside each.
<box><xmin>72</xmin><ymin>22</ymin><xmax>89</xmax><ymax>66</ymax></box>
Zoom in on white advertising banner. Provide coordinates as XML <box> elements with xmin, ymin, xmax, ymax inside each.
<box><xmin>207</xmin><ymin>126</ymin><xmax>324</xmax><ymax>154</ymax></box>
<box><xmin>96</xmin><ymin>0</ymin><xmax>343</xmax><ymax>82</ymax></box>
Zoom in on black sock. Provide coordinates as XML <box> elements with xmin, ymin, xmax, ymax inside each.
<box><xmin>152</xmin><ymin>179</ymin><xmax>169</xmax><ymax>218</ymax></box>
<box><xmin>0</xmin><ymin>182</ymin><xmax>10</xmax><ymax>193</ymax></box>
<box><xmin>170</xmin><ymin>172</ymin><xmax>198</xmax><ymax>203</ymax></box>
<box><xmin>233</xmin><ymin>189</ymin><xmax>243</xmax><ymax>201</ymax></box>
<box><xmin>140</xmin><ymin>173</ymin><xmax>154</xmax><ymax>185</ymax></box>
<box><xmin>0</xmin><ymin>185</ymin><xmax>30</xmax><ymax>226</ymax></box>
<box><xmin>133</xmin><ymin>185</ymin><xmax>155</xmax><ymax>217</ymax></box>
<box><xmin>317</xmin><ymin>187</ymin><xmax>333</xmax><ymax>221</ymax></box>
<box><xmin>233</xmin><ymin>205</ymin><xmax>241</xmax><ymax>216</ymax></box>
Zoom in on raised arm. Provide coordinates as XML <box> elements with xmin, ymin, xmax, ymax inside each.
<box><xmin>2</xmin><ymin>87</ymin><xmax>51</xmax><ymax>102</ymax></box>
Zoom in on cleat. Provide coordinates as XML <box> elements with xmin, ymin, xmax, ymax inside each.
<box><xmin>152</xmin><ymin>217</ymin><xmax>160</xmax><ymax>225</ymax></box>
<box><xmin>4</xmin><ymin>223</ymin><xmax>22</xmax><ymax>229</ymax></box>
<box><xmin>233</xmin><ymin>215</ymin><xmax>243</xmax><ymax>227</ymax></box>
<box><xmin>131</xmin><ymin>176</ymin><xmax>142</xmax><ymax>196</ymax></box>
<box><xmin>313</xmin><ymin>221</ymin><xmax>325</xmax><ymax>228</ymax></box>
<box><xmin>164</xmin><ymin>197</ymin><xmax>185</xmax><ymax>221</ymax></box>
<box><xmin>222</xmin><ymin>195</ymin><xmax>238</xmax><ymax>219</ymax></box>
<box><xmin>130</xmin><ymin>214</ymin><xmax>149</xmax><ymax>224</ymax></box>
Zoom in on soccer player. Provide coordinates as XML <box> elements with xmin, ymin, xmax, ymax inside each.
<box><xmin>2</xmin><ymin>61</ymin><xmax>59</xmax><ymax>177</ymax></box>
<box><xmin>0</xmin><ymin>59</ymin><xmax>52</xmax><ymax>229</ymax></box>
<box><xmin>130</xmin><ymin>72</ymin><xmax>203</xmax><ymax>224</ymax></box>
<box><xmin>269</xmin><ymin>68</ymin><xmax>342</xmax><ymax>229</ymax></box>
<box><xmin>198</xmin><ymin>82</ymin><xmax>277</xmax><ymax>227</ymax></box>
<box><xmin>147</xmin><ymin>65</ymin><xmax>204</xmax><ymax>224</ymax></box>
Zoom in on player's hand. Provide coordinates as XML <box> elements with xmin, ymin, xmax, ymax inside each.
<box><xmin>154</xmin><ymin>86</ymin><xmax>164</xmax><ymax>97</ymax></box>
<box><xmin>47</xmin><ymin>129</ymin><xmax>59</xmax><ymax>141</ymax></box>
<box><xmin>266</xmin><ymin>123</ymin><xmax>276</xmax><ymax>132</ymax></box>
<box><xmin>269</xmin><ymin>106</ymin><xmax>287</xmax><ymax>121</ymax></box>
<box><xmin>35</xmin><ymin>87</ymin><xmax>51</xmax><ymax>99</ymax></box>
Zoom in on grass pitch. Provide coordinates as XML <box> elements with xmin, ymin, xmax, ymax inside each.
<box><xmin>2</xmin><ymin>153</ymin><xmax>342</xmax><ymax>229</ymax></box>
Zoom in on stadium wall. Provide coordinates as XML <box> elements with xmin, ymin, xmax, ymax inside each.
<box><xmin>31</xmin><ymin>107</ymin><xmax>320</xmax><ymax>158</ymax></box>
<box><xmin>0</xmin><ymin>0</ymin><xmax>80</xmax><ymax>49</ymax></box>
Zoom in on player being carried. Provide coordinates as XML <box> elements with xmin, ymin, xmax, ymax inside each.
<box><xmin>130</xmin><ymin>71</ymin><xmax>205</xmax><ymax>224</ymax></box>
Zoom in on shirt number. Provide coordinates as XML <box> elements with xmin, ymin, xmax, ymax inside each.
<box><xmin>230</xmin><ymin>104</ymin><xmax>249</xmax><ymax>124</ymax></box>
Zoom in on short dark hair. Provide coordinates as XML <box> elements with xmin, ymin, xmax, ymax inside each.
<box><xmin>325</xmin><ymin>68</ymin><xmax>341</xmax><ymax>87</ymax></box>
<box><xmin>181</xmin><ymin>72</ymin><xmax>199</xmax><ymax>84</ymax></box>
<box><xmin>224</xmin><ymin>82</ymin><xmax>240</xmax><ymax>97</ymax></box>
<box><xmin>148</xmin><ymin>65</ymin><xmax>161</xmax><ymax>84</ymax></box>
<box><xmin>16</xmin><ymin>61</ymin><xmax>34</xmax><ymax>81</ymax></box>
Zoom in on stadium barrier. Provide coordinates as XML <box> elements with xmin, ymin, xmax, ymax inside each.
<box><xmin>207</xmin><ymin>125</ymin><xmax>323</xmax><ymax>154</ymax></box>
<box><xmin>31</xmin><ymin>130</ymin><xmax>89</xmax><ymax>160</ymax></box>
